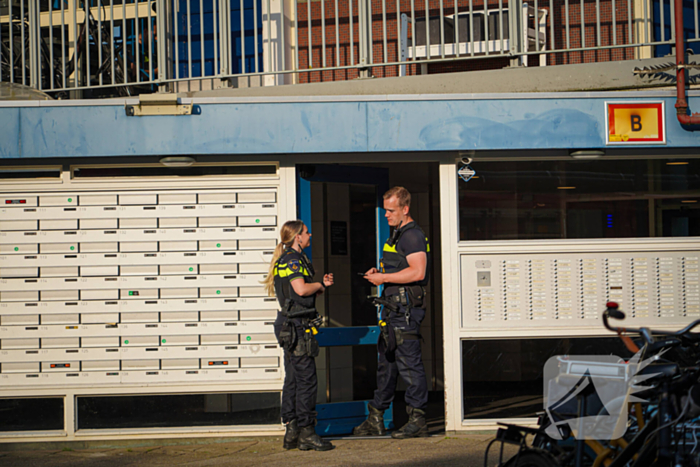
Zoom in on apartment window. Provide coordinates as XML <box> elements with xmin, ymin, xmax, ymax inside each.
<box><xmin>459</xmin><ymin>158</ymin><xmax>700</xmax><ymax>241</ymax></box>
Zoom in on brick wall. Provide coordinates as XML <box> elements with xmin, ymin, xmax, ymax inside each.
<box><xmin>294</xmin><ymin>0</ymin><xmax>636</xmax><ymax>83</ymax></box>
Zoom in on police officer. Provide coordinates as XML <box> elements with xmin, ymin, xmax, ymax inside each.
<box><xmin>263</xmin><ymin>220</ymin><xmax>335</xmax><ymax>451</ymax></box>
<box><xmin>353</xmin><ymin>186</ymin><xmax>430</xmax><ymax>439</ymax></box>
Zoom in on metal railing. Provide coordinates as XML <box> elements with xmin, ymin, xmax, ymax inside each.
<box><xmin>0</xmin><ymin>0</ymin><xmax>697</xmax><ymax>97</ymax></box>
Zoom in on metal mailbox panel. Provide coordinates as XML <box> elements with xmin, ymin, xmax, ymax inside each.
<box><xmin>120</xmin><ymin>312</ymin><xmax>159</xmax><ymax>323</ymax></box>
<box><xmin>40</xmin><ymin>314</ymin><xmax>80</xmax><ymax>324</ymax></box>
<box><xmin>82</xmin><ymin>360</ymin><xmax>120</xmax><ymax>371</ymax></box>
<box><xmin>238</xmin><ymin>239</ymin><xmax>277</xmax><ymax>250</ymax></box>
<box><xmin>0</xmin><ymin>187</ymin><xmax>281</xmax><ymax>390</ymax></box>
<box><xmin>80</xmin><ymin>219</ymin><xmax>119</xmax><ymax>229</ymax></box>
<box><xmin>41</xmin><ymin>266</ymin><xmax>79</xmax><ymax>277</ymax></box>
<box><xmin>82</xmin><ymin>289</ymin><xmax>120</xmax><ymax>300</ymax></box>
<box><xmin>40</xmin><ymin>196</ymin><xmax>77</xmax><ymax>207</ymax></box>
<box><xmin>159</xmin><ymin>194</ymin><xmax>197</xmax><ymax>205</ymax></box>
<box><xmin>0</xmin><ymin>267</ymin><xmax>39</xmax><ymax>278</ymax></box>
<box><xmin>0</xmin><ymin>220</ymin><xmax>38</xmax><ymax>231</ymax></box>
<box><xmin>237</xmin><ymin>192</ymin><xmax>276</xmax><ymax>203</ymax></box>
<box><xmin>119</xmin><ymin>194</ymin><xmax>158</xmax><ymax>205</ymax></box>
<box><xmin>240</xmin><ymin>357</ymin><xmax>279</xmax><ymax>368</ymax></box>
<box><xmin>198</xmin><ymin>217</ymin><xmax>237</xmax><ymax>228</ymax></box>
<box><xmin>238</xmin><ymin>216</ymin><xmax>276</xmax><ymax>227</ymax></box>
<box><xmin>240</xmin><ymin>310</ymin><xmax>278</xmax><ymax>320</ymax></box>
<box><xmin>200</xmin><ymin>311</ymin><xmax>238</xmax><ymax>321</ymax></box>
<box><xmin>2</xmin><ymin>362</ymin><xmax>41</xmax><ymax>373</ymax></box>
<box><xmin>40</xmin><ymin>219</ymin><xmax>78</xmax><ymax>231</ymax></box>
<box><xmin>78</xmin><ymin>242</ymin><xmax>119</xmax><ymax>253</ymax></box>
<box><xmin>41</xmin><ymin>361</ymin><xmax>79</xmax><ymax>372</ymax></box>
<box><xmin>200</xmin><ymin>335</ymin><xmax>239</xmax><ymax>345</ymax></box>
<box><xmin>1</xmin><ymin>338</ymin><xmax>40</xmax><ymax>349</ymax></box>
<box><xmin>201</xmin><ymin>358</ymin><xmax>239</xmax><ymax>368</ymax></box>
<box><xmin>1</xmin><ymin>315</ymin><xmax>39</xmax><ymax>325</ymax></box>
<box><xmin>81</xmin><ymin>336</ymin><xmax>120</xmax><ymax>348</ymax></box>
<box><xmin>198</xmin><ymin>193</ymin><xmax>236</xmax><ymax>204</ymax></box>
<box><xmin>160</xmin><ymin>241</ymin><xmax>198</xmax><ymax>252</ymax></box>
<box><xmin>199</xmin><ymin>240</ymin><xmax>238</xmax><ymax>251</ymax></box>
<box><xmin>79</xmin><ymin>195</ymin><xmax>118</xmax><ymax>206</ymax></box>
<box><xmin>121</xmin><ymin>359</ymin><xmax>160</xmax><ymax>370</ymax></box>
<box><xmin>121</xmin><ymin>265</ymin><xmax>159</xmax><ymax>276</ymax></box>
<box><xmin>41</xmin><ymin>337</ymin><xmax>80</xmax><ymax>348</ymax></box>
<box><xmin>162</xmin><ymin>358</ymin><xmax>200</xmax><ymax>369</ymax></box>
<box><xmin>160</xmin><ymin>335</ymin><xmax>199</xmax><ymax>346</ymax></box>
<box><xmin>160</xmin><ymin>311</ymin><xmax>199</xmax><ymax>322</ymax></box>
<box><xmin>0</xmin><ymin>244</ymin><xmax>38</xmax><ymax>254</ymax></box>
<box><xmin>159</xmin><ymin>217</ymin><xmax>197</xmax><ymax>228</ymax></box>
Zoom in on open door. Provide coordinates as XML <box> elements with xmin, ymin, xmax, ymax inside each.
<box><xmin>296</xmin><ymin>164</ymin><xmax>392</xmax><ymax>436</ymax></box>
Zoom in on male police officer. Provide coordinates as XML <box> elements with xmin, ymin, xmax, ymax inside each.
<box><xmin>353</xmin><ymin>186</ymin><xmax>430</xmax><ymax>439</ymax></box>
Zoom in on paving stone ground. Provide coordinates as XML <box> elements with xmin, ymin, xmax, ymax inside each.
<box><xmin>0</xmin><ymin>433</ymin><xmax>520</xmax><ymax>467</ymax></box>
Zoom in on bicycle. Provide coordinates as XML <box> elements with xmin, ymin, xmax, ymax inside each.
<box><xmin>486</xmin><ymin>302</ymin><xmax>700</xmax><ymax>467</ymax></box>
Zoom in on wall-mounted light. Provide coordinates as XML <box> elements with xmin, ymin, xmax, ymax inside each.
<box><xmin>569</xmin><ymin>149</ymin><xmax>605</xmax><ymax>159</ymax></box>
<box><xmin>667</xmin><ymin>161</ymin><xmax>690</xmax><ymax>165</ymax></box>
<box><xmin>557</xmin><ymin>186</ymin><xmax>576</xmax><ymax>190</ymax></box>
<box><xmin>159</xmin><ymin>156</ymin><xmax>196</xmax><ymax>167</ymax></box>
<box><xmin>681</xmin><ymin>199</ymin><xmax>698</xmax><ymax>203</ymax></box>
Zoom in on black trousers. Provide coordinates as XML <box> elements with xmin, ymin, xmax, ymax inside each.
<box><xmin>371</xmin><ymin>306</ymin><xmax>428</xmax><ymax>412</ymax></box>
<box><xmin>275</xmin><ymin>323</ymin><xmax>318</xmax><ymax>428</ymax></box>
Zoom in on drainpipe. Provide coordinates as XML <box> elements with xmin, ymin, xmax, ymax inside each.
<box><xmin>675</xmin><ymin>0</ymin><xmax>700</xmax><ymax>128</ymax></box>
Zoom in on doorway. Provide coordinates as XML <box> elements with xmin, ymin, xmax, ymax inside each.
<box><xmin>297</xmin><ymin>162</ymin><xmax>444</xmax><ymax>433</ymax></box>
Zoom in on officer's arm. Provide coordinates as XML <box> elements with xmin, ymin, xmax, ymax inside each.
<box><xmin>377</xmin><ymin>252</ymin><xmax>427</xmax><ymax>285</ymax></box>
<box><xmin>290</xmin><ymin>277</ymin><xmax>325</xmax><ymax>297</ymax></box>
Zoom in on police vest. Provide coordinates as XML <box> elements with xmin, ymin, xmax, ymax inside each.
<box><xmin>381</xmin><ymin>222</ymin><xmax>430</xmax><ymax>287</ymax></box>
<box><xmin>273</xmin><ymin>248</ymin><xmax>316</xmax><ymax>311</ymax></box>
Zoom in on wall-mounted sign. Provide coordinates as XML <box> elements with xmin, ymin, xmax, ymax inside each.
<box><xmin>330</xmin><ymin>221</ymin><xmax>348</xmax><ymax>255</ymax></box>
<box><xmin>605</xmin><ymin>102</ymin><xmax>665</xmax><ymax>145</ymax></box>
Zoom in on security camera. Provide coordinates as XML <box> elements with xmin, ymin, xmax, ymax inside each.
<box><xmin>458</xmin><ymin>150</ymin><xmax>475</xmax><ymax>165</ymax></box>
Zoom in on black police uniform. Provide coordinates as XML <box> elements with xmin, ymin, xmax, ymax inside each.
<box><xmin>273</xmin><ymin>248</ymin><xmax>320</xmax><ymax>428</ymax></box>
<box><xmin>372</xmin><ymin>222</ymin><xmax>430</xmax><ymax>412</ymax></box>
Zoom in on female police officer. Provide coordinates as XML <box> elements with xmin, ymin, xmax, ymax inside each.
<box><xmin>263</xmin><ymin>220</ymin><xmax>335</xmax><ymax>451</ymax></box>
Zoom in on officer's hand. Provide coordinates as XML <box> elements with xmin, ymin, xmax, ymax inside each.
<box><xmin>365</xmin><ymin>267</ymin><xmax>378</xmax><ymax>275</ymax></box>
<box><xmin>323</xmin><ymin>273</ymin><xmax>334</xmax><ymax>287</ymax></box>
<box><xmin>365</xmin><ymin>272</ymin><xmax>385</xmax><ymax>286</ymax></box>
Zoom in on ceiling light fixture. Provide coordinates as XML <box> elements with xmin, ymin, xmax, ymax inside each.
<box><xmin>557</xmin><ymin>186</ymin><xmax>576</xmax><ymax>190</ymax></box>
<box><xmin>569</xmin><ymin>149</ymin><xmax>605</xmax><ymax>159</ymax></box>
<box><xmin>681</xmin><ymin>199</ymin><xmax>698</xmax><ymax>203</ymax></box>
<box><xmin>159</xmin><ymin>156</ymin><xmax>196</xmax><ymax>167</ymax></box>
<box><xmin>666</xmin><ymin>161</ymin><xmax>690</xmax><ymax>165</ymax></box>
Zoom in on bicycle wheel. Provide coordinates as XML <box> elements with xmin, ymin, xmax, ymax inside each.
<box><xmin>504</xmin><ymin>451</ymin><xmax>560</xmax><ymax>467</ymax></box>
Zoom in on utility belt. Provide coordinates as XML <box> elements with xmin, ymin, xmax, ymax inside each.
<box><xmin>383</xmin><ymin>285</ymin><xmax>426</xmax><ymax>309</ymax></box>
<box><xmin>371</xmin><ymin>296</ymin><xmax>422</xmax><ymax>360</ymax></box>
<box><xmin>280</xmin><ymin>299</ymin><xmax>318</xmax><ymax>319</ymax></box>
<box><xmin>277</xmin><ymin>300</ymin><xmax>321</xmax><ymax>358</ymax></box>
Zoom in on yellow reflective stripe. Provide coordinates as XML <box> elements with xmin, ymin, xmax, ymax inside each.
<box><xmin>275</xmin><ymin>264</ymin><xmax>307</xmax><ymax>278</ymax></box>
<box><xmin>383</xmin><ymin>243</ymin><xmax>397</xmax><ymax>253</ymax></box>
<box><xmin>426</xmin><ymin>238</ymin><xmax>430</xmax><ymax>253</ymax></box>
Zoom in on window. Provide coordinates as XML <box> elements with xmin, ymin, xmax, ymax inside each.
<box><xmin>459</xmin><ymin>158</ymin><xmax>700</xmax><ymax>241</ymax></box>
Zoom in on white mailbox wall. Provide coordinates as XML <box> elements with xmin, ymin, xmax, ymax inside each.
<box><xmin>0</xmin><ymin>165</ymin><xmax>295</xmax><ymax>442</ymax></box>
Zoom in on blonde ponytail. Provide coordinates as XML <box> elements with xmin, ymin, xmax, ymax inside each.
<box><xmin>262</xmin><ymin>220</ymin><xmax>305</xmax><ymax>297</ymax></box>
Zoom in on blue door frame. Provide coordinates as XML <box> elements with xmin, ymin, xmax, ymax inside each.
<box><xmin>296</xmin><ymin>165</ymin><xmax>392</xmax><ymax>436</ymax></box>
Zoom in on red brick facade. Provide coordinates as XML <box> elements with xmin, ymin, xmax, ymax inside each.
<box><xmin>295</xmin><ymin>0</ymin><xmax>636</xmax><ymax>83</ymax></box>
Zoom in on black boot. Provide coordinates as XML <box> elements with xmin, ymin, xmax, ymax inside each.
<box><xmin>283</xmin><ymin>419</ymin><xmax>300</xmax><ymax>450</ymax></box>
<box><xmin>297</xmin><ymin>425</ymin><xmax>335</xmax><ymax>451</ymax></box>
<box><xmin>352</xmin><ymin>404</ymin><xmax>386</xmax><ymax>436</ymax></box>
<box><xmin>391</xmin><ymin>407</ymin><xmax>429</xmax><ymax>439</ymax></box>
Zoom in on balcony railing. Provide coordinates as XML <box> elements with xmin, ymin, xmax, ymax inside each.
<box><xmin>0</xmin><ymin>0</ymin><xmax>697</xmax><ymax>97</ymax></box>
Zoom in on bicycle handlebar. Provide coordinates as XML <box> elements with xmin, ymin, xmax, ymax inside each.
<box><xmin>603</xmin><ymin>301</ymin><xmax>700</xmax><ymax>344</ymax></box>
